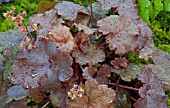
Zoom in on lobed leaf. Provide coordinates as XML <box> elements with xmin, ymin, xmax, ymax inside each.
<box><xmin>114</xmin><ymin>88</ymin><xmax>131</xmax><ymax>108</ymax></box>
<box><xmin>134</xmin><ymin>91</ymin><xmax>168</xmax><ymax>108</ymax></box>
<box><xmin>29</xmin><ymin>9</ymin><xmax>58</xmax><ymax>38</ymax></box>
<box><xmin>5</xmin><ymin>85</ymin><xmax>29</xmax><ymax>103</ymax></box>
<box><xmin>97</xmin><ymin>15</ymin><xmax>140</xmax><ymax>55</ymax></box>
<box><xmin>10</xmin><ymin>39</ymin><xmax>73</xmax><ymax>90</ymax></box>
<box><xmin>73</xmin><ymin>23</ymin><xmax>97</xmax><ymax>35</ymax></box>
<box><xmin>82</xmin><ymin>64</ymin><xmax>111</xmax><ymax>84</ymax></box>
<box><xmin>151</xmin><ymin>48</ymin><xmax>170</xmax><ymax>90</ymax></box>
<box><xmin>7</xmin><ymin>100</ymin><xmax>30</xmax><ymax>108</ymax></box>
<box><xmin>48</xmin><ymin>21</ymin><xmax>75</xmax><ymax>54</ymax></box>
<box><xmin>50</xmin><ymin>88</ymin><xmax>67</xmax><ymax>108</ymax></box>
<box><xmin>135</xmin><ymin>64</ymin><xmax>168</xmax><ymax>108</ymax></box>
<box><xmin>72</xmin><ymin>37</ymin><xmax>105</xmax><ymax>65</ymax></box>
<box><xmin>112</xmin><ymin>63</ymin><xmax>144</xmax><ymax>82</ymax></box>
<box><xmin>67</xmin><ymin>80</ymin><xmax>116</xmax><ymax>108</ymax></box>
<box><xmin>98</xmin><ymin>0</ymin><xmax>139</xmax><ymax>20</ymax></box>
<box><xmin>110</xmin><ymin>57</ymin><xmax>128</xmax><ymax>69</ymax></box>
<box><xmin>54</xmin><ymin>1</ymin><xmax>89</xmax><ymax>21</ymax></box>
<box><xmin>138</xmin><ymin>40</ymin><xmax>154</xmax><ymax>60</ymax></box>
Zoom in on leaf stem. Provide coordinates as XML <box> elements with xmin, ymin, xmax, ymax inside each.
<box><xmin>41</xmin><ymin>101</ymin><xmax>50</xmax><ymax>108</ymax></box>
<box><xmin>130</xmin><ymin>96</ymin><xmax>137</xmax><ymax>101</ymax></box>
<box><xmin>89</xmin><ymin>0</ymin><xmax>93</xmax><ymax>25</ymax></box>
<box><xmin>108</xmin><ymin>83</ymin><xmax>139</xmax><ymax>91</ymax></box>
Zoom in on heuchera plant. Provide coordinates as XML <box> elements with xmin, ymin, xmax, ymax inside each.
<box><xmin>1</xmin><ymin>0</ymin><xmax>170</xmax><ymax>107</ymax></box>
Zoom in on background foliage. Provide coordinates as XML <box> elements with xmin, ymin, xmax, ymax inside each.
<box><xmin>137</xmin><ymin>0</ymin><xmax>170</xmax><ymax>54</ymax></box>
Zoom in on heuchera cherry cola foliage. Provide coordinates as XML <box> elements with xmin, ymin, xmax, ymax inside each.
<box><xmin>1</xmin><ymin>0</ymin><xmax>170</xmax><ymax>107</ymax></box>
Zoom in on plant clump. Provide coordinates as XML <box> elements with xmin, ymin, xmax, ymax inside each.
<box><xmin>1</xmin><ymin>0</ymin><xmax>170</xmax><ymax>107</ymax></box>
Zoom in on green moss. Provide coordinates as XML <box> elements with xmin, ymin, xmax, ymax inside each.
<box><xmin>126</xmin><ymin>52</ymin><xmax>152</xmax><ymax>64</ymax></box>
<box><xmin>150</xmin><ymin>11</ymin><xmax>170</xmax><ymax>53</ymax></box>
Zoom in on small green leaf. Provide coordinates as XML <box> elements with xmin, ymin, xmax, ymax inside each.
<box><xmin>164</xmin><ymin>0</ymin><xmax>170</xmax><ymax>12</ymax></box>
<box><xmin>148</xmin><ymin>0</ymin><xmax>163</xmax><ymax>21</ymax></box>
<box><xmin>138</xmin><ymin>0</ymin><xmax>150</xmax><ymax>22</ymax></box>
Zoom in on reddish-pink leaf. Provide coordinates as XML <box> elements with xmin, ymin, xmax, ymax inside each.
<box><xmin>110</xmin><ymin>57</ymin><xmax>128</xmax><ymax>69</ymax></box>
<box><xmin>48</xmin><ymin>21</ymin><xmax>75</xmax><ymax>54</ymax></box>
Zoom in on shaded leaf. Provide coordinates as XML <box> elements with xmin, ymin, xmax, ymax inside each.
<box><xmin>73</xmin><ymin>23</ymin><xmax>96</xmax><ymax>35</ymax></box>
<box><xmin>54</xmin><ymin>1</ymin><xmax>89</xmax><ymax>21</ymax></box>
<box><xmin>75</xmin><ymin>13</ymin><xmax>90</xmax><ymax>26</ymax></box>
<box><xmin>110</xmin><ymin>57</ymin><xmax>128</xmax><ymax>69</ymax></box>
<box><xmin>82</xmin><ymin>64</ymin><xmax>111</xmax><ymax>84</ymax></box>
<box><xmin>114</xmin><ymin>88</ymin><xmax>131</xmax><ymax>108</ymax></box>
<box><xmin>87</xmin><ymin>2</ymin><xmax>109</xmax><ymax>26</ymax></box>
<box><xmin>97</xmin><ymin>15</ymin><xmax>140</xmax><ymax>55</ymax></box>
<box><xmin>7</xmin><ymin>100</ymin><xmax>30</xmax><ymax>108</ymax></box>
<box><xmin>87</xmin><ymin>2</ymin><xmax>108</xmax><ymax>18</ymax></box>
<box><xmin>50</xmin><ymin>88</ymin><xmax>67</xmax><ymax>108</ymax></box>
<box><xmin>29</xmin><ymin>9</ymin><xmax>58</xmax><ymax>38</ymax></box>
<box><xmin>111</xmin><ymin>63</ymin><xmax>144</xmax><ymax>82</ymax></box>
<box><xmin>67</xmin><ymin>80</ymin><xmax>116</xmax><ymax>108</ymax></box>
<box><xmin>5</xmin><ymin>85</ymin><xmax>29</xmax><ymax>103</ymax></box>
<box><xmin>72</xmin><ymin>39</ymin><xmax>105</xmax><ymax>65</ymax></box>
<box><xmin>67</xmin><ymin>94</ymin><xmax>88</xmax><ymax>108</ymax></box>
<box><xmin>0</xmin><ymin>80</ymin><xmax>9</xmax><ymax>108</ymax></box>
<box><xmin>28</xmin><ymin>88</ymin><xmax>45</xmax><ymax>103</ymax></box>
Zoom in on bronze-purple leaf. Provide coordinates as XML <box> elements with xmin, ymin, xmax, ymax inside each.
<box><xmin>72</xmin><ymin>40</ymin><xmax>105</xmax><ymax>65</ymax></box>
<box><xmin>54</xmin><ymin>1</ymin><xmax>89</xmax><ymax>21</ymax></box>
<box><xmin>10</xmin><ymin>39</ymin><xmax>73</xmax><ymax>90</ymax></box>
<box><xmin>110</xmin><ymin>57</ymin><xmax>128</xmax><ymax>69</ymax></box>
<box><xmin>97</xmin><ymin>15</ymin><xmax>140</xmax><ymax>55</ymax></box>
<box><xmin>29</xmin><ymin>9</ymin><xmax>58</xmax><ymax>38</ymax></box>
<box><xmin>67</xmin><ymin>80</ymin><xmax>116</xmax><ymax>108</ymax></box>
<box><xmin>82</xmin><ymin>64</ymin><xmax>111</xmax><ymax>84</ymax></box>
